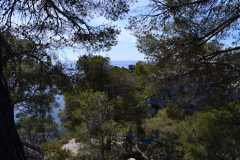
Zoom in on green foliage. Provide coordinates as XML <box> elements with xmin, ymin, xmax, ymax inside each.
<box><xmin>75</xmin><ymin>54</ymin><xmax>111</xmax><ymax>92</ymax></box>
<box><xmin>108</xmin><ymin>65</ymin><xmax>140</xmax><ymax>99</ymax></box>
<box><xmin>125</xmin><ymin>3</ymin><xmax>240</xmax><ymax>158</ymax></box>
<box><xmin>34</xmin><ymin>1</ymin><xmax>240</xmax><ymax>159</ymax></box>
<box><xmin>71</xmin><ymin>89</ymin><xmax>126</xmax><ymax>159</ymax></box>
<box><xmin>134</xmin><ymin>61</ymin><xmax>157</xmax><ymax>94</ymax></box>
<box><xmin>51</xmin><ymin>148</ymin><xmax>73</xmax><ymax>160</ymax></box>
<box><xmin>16</xmin><ymin>116</ymin><xmax>60</xmax><ymax>145</ymax></box>
<box><xmin>177</xmin><ymin>101</ymin><xmax>240</xmax><ymax>160</ymax></box>
<box><xmin>0</xmin><ymin>0</ymin><xmax>139</xmax><ymax>158</ymax></box>
<box><xmin>1</xmin><ymin>0</ymin><xmax>135</xmax><ymax>53</ymax></box>
<box><xmin>59</xmin><ymin>55</ymin><xmax>150</xmax><ymax>131</ymax></box>
<box><xmin>39</xmin><ymin>139</ymin><xmax>63</xmax><ymax>155</ymax></box>
<box><xmin>127</xmin><ymin>0</ymin><xmax>240</xmax><ymax>113</ymax></box>
<box><xmin>115</xmin><ymin>90</ymin><xmax>151</xmax><ymax>124</ymax></box>
<box><xmin>58</xmin><ymin>55</ymin><xmax>151</xmax><ymax>159</ymax></box>
<box><xmin>165</xmin><ymin>100</ymin><xmax>187</xmax><ymax>120</ymax></box>
<box><xmin>146</xmin><ymin>108</ymin><xmax>178</xmax><ymax>138</ymax></box>
<box><xmin>142</xmin><ymin>108</ymin><xmax>184</xmax><ymax>159</ymax></box>
<box><xmin>58</xmin><ymin>91</ymin><xmax>82</xmax><ymax>131</ymax></box>
<box><xmin>2</xmin><ymin>33</ymin><xmax>64</xmax><ymax>117</ymax></box>
<box><xmin>134</xmin><ymin>102</ymin><xmax>240</xmax><ymax>159</ymax></box>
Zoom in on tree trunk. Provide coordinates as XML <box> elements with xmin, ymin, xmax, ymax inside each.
<box><xmin>0</xmin><ymin>36</ymin><xmax>26</xmax><ymax>159</ymax></box>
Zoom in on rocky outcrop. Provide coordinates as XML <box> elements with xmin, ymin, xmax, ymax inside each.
<box><xmin>144</xmin><ymin>98</ymin><xmax>163</xmax><ymax>116</ymax></box>
<box><xmin>61</xmin><ymin>138</ymin><xmax>82</xmax><ymax>156</ymax></box>
<box><xmin>23</xmin><ymin>142</ymin><xmax>44</xmax><ymax>160</ymax></box>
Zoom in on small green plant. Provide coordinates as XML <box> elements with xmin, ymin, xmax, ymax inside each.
<box><xmin>39</xmin><ymin>140</ymin><xmax>63</xmax><ymax>155</ymax></box>
<box><xmin>51</xmin><ymin>148</ymin><xmax>73</xmax><ymax>160</ymax></box>
<box><xmin>59</xmin><ymin>138</ymin><xmax>70</xmax><ymax>145</ymax></box>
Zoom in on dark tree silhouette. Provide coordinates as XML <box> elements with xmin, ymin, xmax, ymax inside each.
<box><xmin>128</xmin><ymin>0</ymin><xmax>240</xmax><ymax>116</ymax></box>
<box><xmin>0</xmin><ymin>0</ymin><xmax>134</xmax><ymax>159</ymax></box>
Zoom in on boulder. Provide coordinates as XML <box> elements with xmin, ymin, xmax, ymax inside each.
<box><xmin>23</xmin><ymin>142</ymin><xmax>44</xmax><ymax>160</ymax></box>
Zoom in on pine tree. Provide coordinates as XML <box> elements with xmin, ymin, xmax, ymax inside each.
<box><xmin>0</xmin><ymin>0</ymin><xmax>135</xmax><ymax>158</ymax></box>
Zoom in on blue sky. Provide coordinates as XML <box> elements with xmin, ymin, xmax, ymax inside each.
<box><xmin>60</xmin><ymin>1</ymin><xmax>150</xmax><ymax>61</ymax></box>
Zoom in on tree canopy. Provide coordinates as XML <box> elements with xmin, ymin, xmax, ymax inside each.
<box><xmin>1</xmin><ymin>0</ymin><xmax>134</xmax><ymax>53</ymax></box>
<box><xmin>177</xmin><ymin>101</ymin><xmax>240</xmax><ymax>160</ymax></box>
<box><xmin>16</xmin><ymin>116</ymin><xmax>60</xmax><ymax>145</ymax></box>
<box><xmin>2</xmin><ymin>0</ymin><xmax>240</xmax><ymax>159</ymax></box>
<box><xmin>58</xmin><ymin>55</ymin><xmax>151</xmax><ymax>159</ymax></box>
<box><xmin>128</xmin><ymin>0</ymin><xmax>240</xmax><ymax>115</ymax></box>
<box><xmin>0</xmin><ymin>0</ymin><xmax>135</xmax><ymax>159</ymax></box>
<box><xmin>123</xmin><ymin>1</ymin><xmax>240</xmax><ymax>159</ymax></box>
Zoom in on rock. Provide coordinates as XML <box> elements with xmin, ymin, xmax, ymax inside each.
<box><xmin>23</xmin><ymin>142</ymin><xmax>44</xmax><ymax>160</ymax></box>
<box><xmin>61</xmin><ymin>138</ymin><xmax>82</xmax><ymax>156</ymax></box>
<box><xmin>144</xmin><ymin>98</ymin><xmax>162</xmax><ymax>116</ymax></box>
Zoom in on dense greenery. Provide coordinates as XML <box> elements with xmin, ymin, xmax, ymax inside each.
<box><xmin>16</xmin><ymin>116</ymin><xmax>60</xmax><ymax>144</ymax></box>
<box><xmin>1</xmin><ymin>0</ymin><xmax>240</xmax><ymax>159</ymax></box>
<box><xmin>12</xmin><ymin>56</ymin><xmax>240</xmax><ymax>159</ymax></box>
<box><xmin>178</xmin><ymin>101</ymin><xmax>240</xmax><ymax>160</ymax></box>
<box><xmin>125</xmin><ymin>0</ymin><xmax>240</xmax><ymax>159</ymax></box>
<box><xmin>128</xmin><ymin>0</ymin><xmax>240</xmax><ymax>113</ymax></box>
<box><xmin>1</xmin><ymin>0</ymin><xmax>137</xmax><ymax>158</ymax></box>
<box><xmin>2</xmin><ymin>34</ymin><xmax>69</xmax><ymax>150</ymax></box>
<box><xmin>58</xmin><ymin>55</ymin><xmax>151</xmax><ymax>159</ymax></box>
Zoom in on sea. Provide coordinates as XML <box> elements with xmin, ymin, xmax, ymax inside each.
<box><xmin>109</xmin><ymin>60</ymin><xmax>141</xmax><ymax>69</ymax></box>
<box><xmin>59</xmin><ymin>60</ymin><xmax>143</xmax><ymax>70</ymax></box>
<box><xmin>15</xmin><ymin>60</ymin><xmax>143</xmax><ymax>125</ymax></box>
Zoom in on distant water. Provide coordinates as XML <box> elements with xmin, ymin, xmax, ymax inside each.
<box><xmin>110</xmin><ymin>60</ymin><xmax>142</xmax><ymax>68</ymax></box>
<box><xmin>53</xmin><ymin>60</ymin><xmax>143</xmax><ymax>69</ymax></box>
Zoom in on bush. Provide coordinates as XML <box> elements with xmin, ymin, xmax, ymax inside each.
<box><xmin>39</xmin><ymin>139</ymin><xmax>63</xmax><ymax>155</ymax></box>
<box><xmin>51</xmin><ymin>148</ymin><xmax>73</xmax><ymax>160</ymax></box>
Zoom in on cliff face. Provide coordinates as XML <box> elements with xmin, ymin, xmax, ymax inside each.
<box><xmin>145</xmin><ymin>84</ymin><xmax>240</xmax><ymax>117</ymax></box>
<box><xmin>144</xmin><ymin>98</ymin><xmax>163</xmax><ymax>116</ymax></box>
